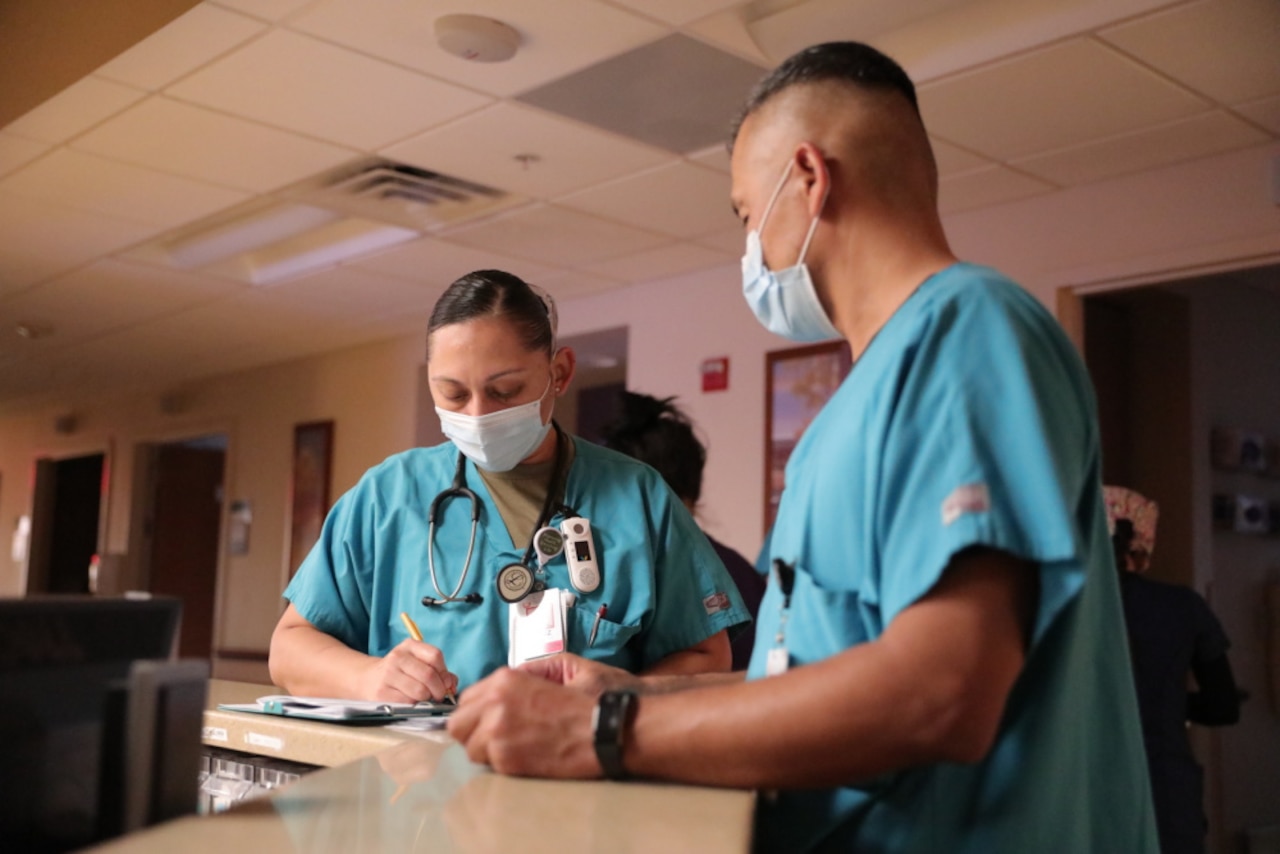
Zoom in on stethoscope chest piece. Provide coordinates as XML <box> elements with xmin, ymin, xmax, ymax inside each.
<box><xmin>496</xmin><ymin>563</ymin><xmax>540</xmax><ymax>604</ymax></box>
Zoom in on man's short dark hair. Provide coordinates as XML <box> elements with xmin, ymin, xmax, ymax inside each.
<box><xmin>730</xmin><ymin>41</ymin><xmax>919</xmax><ymax>146</ymax></box>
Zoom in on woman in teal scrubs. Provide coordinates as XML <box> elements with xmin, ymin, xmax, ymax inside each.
<box><xmin>268</xmin><ymin>270</ymin><xmax>748</xmax><ymax>703</ymax></box>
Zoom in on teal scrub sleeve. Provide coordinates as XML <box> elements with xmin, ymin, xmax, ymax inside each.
<box><xmin>634</xmin><ymin>481</ymin><xmax>750</xmax><ymax>666</ymax></box>
<box><xmin>282</xmin><ymin>479</ymin><xmax>377</xmax><ymax>651</ymax></box>
<box><xmin>874</xmin><ymin>289</ymin><xmax>1094</xmax><ymax>645</ymax></box>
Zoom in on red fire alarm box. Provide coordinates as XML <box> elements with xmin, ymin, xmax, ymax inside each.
<box><xmin>701</xmin><ymin>356</ymin><xmax>729</xmax><ymax>392</ymax></box>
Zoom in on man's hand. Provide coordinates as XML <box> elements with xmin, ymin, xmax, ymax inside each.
<box><xmin>447</xmin><ymin>667</ymin><xmax>600</xmax><ymax>778</ymax></box>
<box><xmin>519</xmin><ymin>653</ymin><xmax>641</xmax><ymax>697</ymax></box>
<box><xmin>359</xmin><ymin>638</ymin><xmax>458</xmax><ymax>703</ymax></box>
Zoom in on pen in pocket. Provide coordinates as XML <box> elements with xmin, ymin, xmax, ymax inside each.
<box><xmin>588</xmin><ymin>603</ymin><xmax>608</xmax><ymax>647</ymax></box>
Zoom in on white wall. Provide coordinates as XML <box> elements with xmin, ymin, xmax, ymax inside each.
<box><xmin>559</xmin><ymin>263</ymin><xmax>778</xmax><ymax>561</ymax></box>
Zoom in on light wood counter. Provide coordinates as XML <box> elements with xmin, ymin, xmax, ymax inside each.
<box><xmin>201</xmin><ymin>679</ymin><xmax>441</xmax><ymax>767</ymax></box>
<box><xmin>91</xmin><ymin>680</ymin><xmax>756</xmax><ymax>852</ymax></box>
<box><xmin>92</xmin><ymin>738</ymin><xmax>754</xmax><ymax>852</ymax></box>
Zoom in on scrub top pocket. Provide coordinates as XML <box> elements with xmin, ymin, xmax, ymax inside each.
<box><xmin>566</xmin><ymin>602</ymin><xmax>641</xmax><ymax>667</ymax></box>
<box><xmin>749</xmin><ymin>561</ymin><xmax>872</xmax><ymax>677</ymax></box>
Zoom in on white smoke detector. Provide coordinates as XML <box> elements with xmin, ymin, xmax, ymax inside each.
<box><xmin>434</xmin><ymin>14</ymin><xmax>520</xmax><ymax>63</ymax></box>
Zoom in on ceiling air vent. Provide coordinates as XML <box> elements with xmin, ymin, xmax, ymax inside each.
<box><xmin>291</xmin><ymin>157</ymin><xmax>522</xmax><ymax>232</ymax></box>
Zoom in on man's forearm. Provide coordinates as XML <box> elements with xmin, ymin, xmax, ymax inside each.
<box><xmin>637</xmin><ymin>670</ymin><xmax>746</xmax><ymax>695</ymax></box>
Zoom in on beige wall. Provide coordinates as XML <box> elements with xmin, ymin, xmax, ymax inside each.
<box><xmin>0</xmin><ymin>334</ymin><xmax>424</xmax><ymax>656</ymax></box>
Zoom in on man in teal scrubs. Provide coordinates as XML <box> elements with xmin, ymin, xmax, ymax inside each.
<box><xmin>449</xmin><ymin>42</ymin><xmax>1158</xmax><ymax>852</ymax></box>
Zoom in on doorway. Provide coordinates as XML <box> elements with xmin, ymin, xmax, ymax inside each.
<box><xmin>129</xmin><ymin>435</ymin><xmax>226</xmax><ymax>659</ymax></box>
<box><xmin>26</xmin><ymin>452</ymin><xmax>106</xmax><ymax>594</ymax></box>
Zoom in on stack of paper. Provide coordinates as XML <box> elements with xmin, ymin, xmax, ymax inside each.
<box><xmin>218</xmin><ymin>695</ymin><xmax>454</xmax><ymax>722</ymax></box>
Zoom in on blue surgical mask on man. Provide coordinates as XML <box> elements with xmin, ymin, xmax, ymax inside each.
<box><xmin>436</xmin><ymin>375</ymin><xmax>554</xmax><ymax>472</ymax></box>
<box><xmin>741</xmin><ymin>158</ymin><xmax>840</xmax><ymax>342</ymax></box>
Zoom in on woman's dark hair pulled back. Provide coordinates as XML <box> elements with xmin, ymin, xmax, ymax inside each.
<box><xmin>427</xmin><ymin>269</ymin><xmax>554</xmax><ymax>357</ymax></box>
<box><xmin>601</xmin><ymin>392</ymin><xmax>706</xmax><ymax>506</ymax></box>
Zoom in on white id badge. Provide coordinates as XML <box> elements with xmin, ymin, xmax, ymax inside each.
<box><xmin>765</xmin><ymin>646</ymin><xmax>790</xmax><ymax>677</ymax></box>
<box><xmin>508</xmin><ymin>588</ymin><xmax>568</xmax><ymax>667</ymax></box>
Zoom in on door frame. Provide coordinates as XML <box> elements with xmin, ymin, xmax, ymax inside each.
<box><xmin>25</xmin><ymin>439</ymin><xmax>114</xmax><ymax>594</ymax></box>
<box><xmin>127</xmin><ymin>421</ymin><xmax>235</xmax><ymax>657</ymax></box>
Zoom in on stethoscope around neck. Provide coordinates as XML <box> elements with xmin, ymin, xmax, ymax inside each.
<box><xmin>422</xmin><ymin>425</ymin><xmax>572</xmax><ymax>607</ymax></box>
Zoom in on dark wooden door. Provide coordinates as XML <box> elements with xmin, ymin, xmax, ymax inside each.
<box><xmin>148</xmin><ymin>446</ymin><xmax>224</xmax><ymax>659</ymax></box>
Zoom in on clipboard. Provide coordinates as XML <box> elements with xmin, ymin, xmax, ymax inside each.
<box><xmin>217</xmin><ymin>694</ymin><xmax>454</xmax><ymax>723</ymax></box>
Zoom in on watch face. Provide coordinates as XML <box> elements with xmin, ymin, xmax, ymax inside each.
<box><xmin>496</xmin><ymin>563</ymin><xmax>536</xmax><ymax>603</ymax></box>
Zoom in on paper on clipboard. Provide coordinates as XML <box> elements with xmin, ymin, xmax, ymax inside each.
<box><xmin>218</xmin><ymin>695</ymin><xmax>454</xmax><ymax>722</ymax></box>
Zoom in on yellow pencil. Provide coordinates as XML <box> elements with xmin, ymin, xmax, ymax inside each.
<box><xmin>399</xmin><ymin>611</ymin><xmax>456</xmax><ymax>705</ymax></box>
<box><xmin>399</xmin><ymin>611</ymin><xmax>423</xmax><ymax>642</ymax></box>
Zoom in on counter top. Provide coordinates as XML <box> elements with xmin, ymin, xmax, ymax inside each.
<box><xmin>202</xmin><ymin>680</ymin><xmax>438</xmax><ymax>767</ymax></box>
<box><xmin>95</xmin><ymin>685</ymin><xmax>756</xmax><ymax>853</ymax></box>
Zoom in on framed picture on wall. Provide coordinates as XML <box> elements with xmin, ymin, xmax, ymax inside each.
<box><xmin>288</xmin><ymin>420</ymin><xmax>333</xmax><ymax>578</ymax></box>
<box><xmin>764</xmin><ymin>341</ymin><xmax>852</xmax><ymax>531</ymax></box>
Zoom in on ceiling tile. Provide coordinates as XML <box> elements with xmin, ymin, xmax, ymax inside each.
<box><xmin>166</xmin><ymin>29</ymin><xmax>491</xmax><ymax>150</ymax></box>
<box><xmin>937</xmin><ymin>165</ymin><xmax>1056</xmax><ymax>215</ymax></box>
<box><xmin>535</xmin><ymin>269</ymin><xmax>624</xmax><ymax>300</ymax></box>
<box><xmin>607</xmin><ymin>0</ymin><xmax>747</xmax><ymax>26</ymax></box>
<box><xmin>0</xmin><ymin>259</ymin><xmax>241</xmax><ymax>345</ymax></box>
<box><xmin>1099</xmin><ymin>0</ymin><xmax>1280</xmax><ymax>105</ymax></box>
<box><xmin>682</xmin><ymin>8</ymin><xmax>772</xmax><ymax>67</ymax></box>
<box><xmin>383</xmin><ymin>102</ymin><xmax>673</xmax><ymax>199</ymax></box>
<box><xmin>0</xmin><ymin>148</ymin><xmax>249</xmax><ymax>228</ymax></box>
<box><xmin>1013</xmin><ymin>111</ymin><xmax>1271</xmax><ymax>186</ymax></box>
<box><xmin>688</xmin><ymin>144</ymin><xmax>731</xmax><ymax>174</ymax></box>
<box><xmin>210</xmin><ymin>0</ymin><xmax>317</xmax><ymax>21</ymax></box>
<box><xmin>288</xmin><ymin>0</ymin><xmax>666</xmax><ymax>98</ymax></box>
<box><xmin>917</xmin><ymin>38</ymin><xmax>1210</xmax><ymax>160</ymax></box>
<box><xmin>581</xmin><ymin>241</ymin><xmax>733</xmax><ymax>283</ymax></box>
<box><xmin>94</xmin><ymin>4</ymin><xmax>267</xmax><ymax>91</ymax></box>
<box><xmin>446</xmin><ymin>204</ymin><xmax>669</xmax><ymax>266</ymax></box>
<box><xmin>557</xmin><ymin>161</ymin><xmax>738</xmax><ymax>238</ymax></box>
<box><xmin>3</xmin><ymin>76</ymin><xmax>146</xmax><ymax>144</ymax></box>
<box><xmin>931</xmin><ymin>137</ymin><xmax>992</xmax><ymax>177</ymax></box>
<box><xmin>258</xmin><ymin>265</ymin><xmax>439</xmax><ymax>315</ymax></box>
<box><xmin>694</xmin><ymin>225</ymin><xmax>745</xmax><ymax>256</ymax></box>
<box><xmin>43</xmin><ymin>333</ymin><xmax>195</xmax><ymax>391</ymax></box>
<box><xmin>518</xmin><ymin>34</ymin><xmax>764</xmax><ymax>154</ymax></box>
<box><xmin>0</xmin><ymin>133</ymin><xmax>50</xmax><ymax>179</ymax></box>
<box><xmin>352</xmin><ymin>236</ymin><xmax>561</xmax><ymax>287</ymax></box>
<box><xmin>72</xmin><ymin>96</ymin><xmax>356</xmax><ymax>192</ymax></box>
<box><xmin>1235</xmin><ymin>95</ymin><xmax>1280</xmax><ymax>135</ymax></box>
<box><xmin>0</xmin><ymin>193</ymin><xmax>158</xmax><ymax>292</ymax></box>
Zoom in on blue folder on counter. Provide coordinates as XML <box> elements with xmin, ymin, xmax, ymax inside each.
<box><xmin>218</xmin><ymin>695</ymin><xmax>454</xmax><ymax>723</ymax></box>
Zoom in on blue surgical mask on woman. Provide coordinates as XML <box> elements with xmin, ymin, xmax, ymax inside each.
<box><xmin>436</xmin><ymin>375</ymin><xmax>554</xmax><ymax>472</ymax></box>
<box><xmin>741</xmin><ymin>158</ymin><xmax>840</xmax><ymax>342</ymax></box>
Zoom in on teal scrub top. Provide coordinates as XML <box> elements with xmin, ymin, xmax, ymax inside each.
<box><xmin>749</xmin><ymin>264</ymin><xmax>1158</xmax><ymax>853</ymax></box>
<box><xmin>284</xmin><ymin>435</ymin><xmax>749</xmax><ymax>690</ymax></box>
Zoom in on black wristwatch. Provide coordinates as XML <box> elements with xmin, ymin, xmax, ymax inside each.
<box><xmin>593</xmin><ymin>690</ymin><xmax>638</xmax><ymax>780</ymax></box>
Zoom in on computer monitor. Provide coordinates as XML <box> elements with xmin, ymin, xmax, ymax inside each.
<box><xmin>0</xmin><ymin>595</ymin><xmax>204</xmax><ymax>852</ymax></box>
<box><xmin>0</xmin><ymin>594</ymin><xmax>181</xmax><ymax>668</ymax></box>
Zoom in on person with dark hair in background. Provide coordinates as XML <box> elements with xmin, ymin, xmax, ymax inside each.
<box><xmin>1106</xmin><ymin>486</ymin><xmax>1240</xmax><ymax>854</ymax></box>
<box><xmin>601</xmin><ymin>391</ymin><xmax>766</xmax><ymax>670</ymax></box>
<box><xmin>448</xmin><ymin>42</ymin><xmax>1159</xmax><ymax>852</ymax></box>
<box><xmin>269</xmin><ymin>270</ymin><xmax>749</xmax><ymax>702</ymax></box>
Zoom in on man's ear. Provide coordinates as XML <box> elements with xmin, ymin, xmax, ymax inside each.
<box><xmin>794</xmin><ymin>142</ymin><xmax>830</xmax><ymax>219</ymax></box>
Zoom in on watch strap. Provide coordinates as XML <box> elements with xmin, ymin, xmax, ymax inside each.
<box><xmin>593</xmin><ymin>690</ymin><xmax>637</xmax><ymax>780</ymax></box>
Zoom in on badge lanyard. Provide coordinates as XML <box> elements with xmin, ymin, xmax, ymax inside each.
<box><xmin>766</xmin><ymin>558</ymin><xmax>796</xmax><ymax>677</ymax></box>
